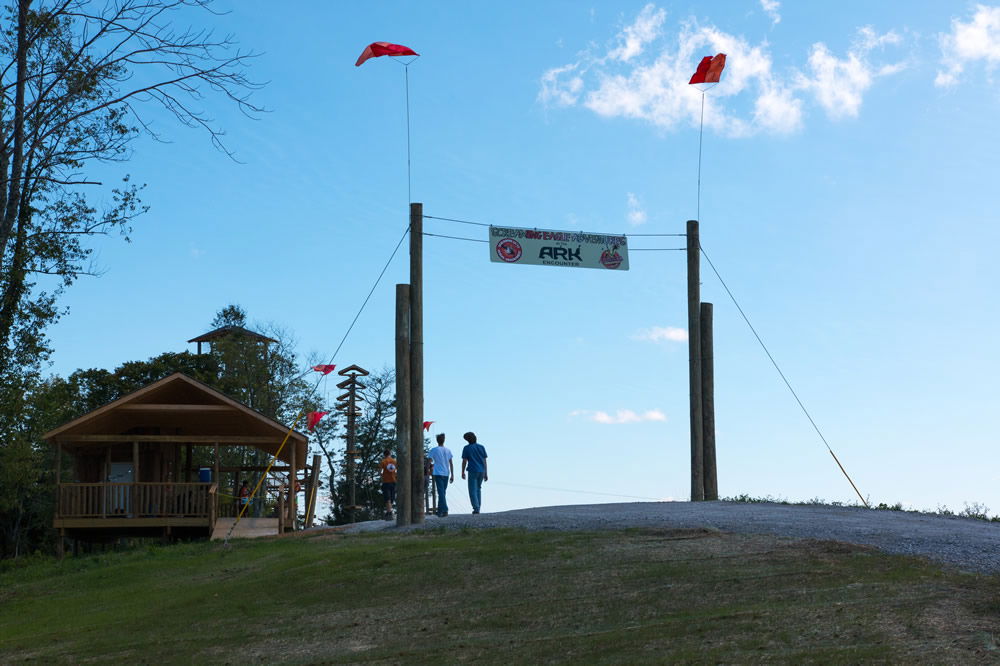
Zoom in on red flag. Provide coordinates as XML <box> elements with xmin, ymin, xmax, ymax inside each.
<box><xmin>355</xmin><ymin>42</ymin><xmax>419</xmax><ymax>67</ymax></box>
<box><xmin>689</xmin><ymin>53</ymin><xmax>727</xmax><ymax>84</ymax></box>
<box><xmin>307</xmin><ymin>411</ymin><xmax>328</xmax><ymax>430</ymax></box>
<box><xmin>423</xmin><ymin>421</ymin><xmax>434</xmax><ymax>431</ymax></box>
<box><xmin>312</xmin><ymin>364</ymin><xmax>336</xmax><ymax>375</ymax></box>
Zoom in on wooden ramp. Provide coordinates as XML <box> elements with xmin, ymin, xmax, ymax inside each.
<box><xmin>211</xmin><ymin>517</ymin><xmax>280</xmax><ymax>540</ymax></box>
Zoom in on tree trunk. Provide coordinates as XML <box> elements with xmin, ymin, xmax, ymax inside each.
<box><xmin>1</xmin><ymin>0</ymin><xmax>31</xmax><ymax>254</ymax></box>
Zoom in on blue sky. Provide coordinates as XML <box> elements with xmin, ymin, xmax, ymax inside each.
<box><xmin>45</xmin><ymin>2</ymin><xmax>1000</xmax><ymax>515</ymax></box>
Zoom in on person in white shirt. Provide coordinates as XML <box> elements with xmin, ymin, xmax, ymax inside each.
<box><xmin>428</xmin><ymin>433</ymin><xmax>454</xmax><ymax>517</ymax></box>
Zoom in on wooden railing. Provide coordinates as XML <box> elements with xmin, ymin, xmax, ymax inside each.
<box><xmin>57</xmin><ymin>482</ymin><xmax>214</xmax><ymax>519</ymax></box>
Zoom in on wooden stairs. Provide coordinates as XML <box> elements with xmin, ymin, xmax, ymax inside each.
<box><xmin>210</xmin><ymin>517</ymin><xmax>280</xmax><ymax>540</ymax></box>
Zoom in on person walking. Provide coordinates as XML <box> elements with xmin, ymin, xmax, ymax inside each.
<box><xmin>429</xmin><ymin>433</ymin><xmax>454</xmax><ymax>517</ymax></box>
<box><xmin>379</xmin><ymin>449</ymin><xmax>398</xmax><ymax>520</ymax></box>
<box><xmin>461</xmin><ymin>432</ymin><xmax>488</xmax><ymax>514</ymax></box>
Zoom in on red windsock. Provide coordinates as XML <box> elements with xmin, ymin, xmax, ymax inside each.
<box><xmin>356</xmin><ymin>42</ymin><xmax>419</xmax><ymax>66</ymax></box>
<box><xmin>312</xmin><ymin>364</ymin><xmax>336</xmax><ymax>375</ymax></box>
<box><xmin>307</xmin><ymin>411</ymin><xmax>328</xmax><ymax>430</ymax></box>
<box><xmin>689</xmin><ymin>53</ymin><xmax>727</xmax><ymax>84</ymax></box>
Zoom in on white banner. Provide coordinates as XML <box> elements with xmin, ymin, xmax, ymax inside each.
<box><xmin>488</xmin><ymin>225</ymin><xmax>628</xmax><ymax>271</ymax></box>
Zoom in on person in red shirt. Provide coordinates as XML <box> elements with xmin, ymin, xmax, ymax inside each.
<box><xmin>379</xmin><ymin>449</ymin><xmax>398</xmax><ymax>520</ymax></box>
<box><xmin>238</xmin><ymin>480</ymin><xmax>250</xmax><ymax>515</ymax></box>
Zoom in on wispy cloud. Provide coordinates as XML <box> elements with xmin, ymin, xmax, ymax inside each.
<box><xmin>633</xmin><ymin>326</ymin><xmax>688</xmax><ymax>343</ymax></box>
<box><xmin>935</xmin><ymin>5</ymin><xmax>1000</xmax><ymax>87</ymax></box>
<box><xmin>539</xmin><ymin>5</ymin><xmax>905</xmax><ymax>135</ymax></box>
<box><xmin>626</xmin><ymin>192</ymin><xmax>647</xmax><ymax>226</ymax></box>
<box><xmin>571</xmin><ymin>409</ymin><xmax>668</xmax><ymax>424</ymax></box>
<box><xmin>760</xmin><ymin>0</ymin><xmax>781</xmax><ymax>26</ymax></box>
<box><xmin>608</xmin><ymin>4</ymin><xmax>667</xmax><ymax>62</ymax></box>
<box><xmin>797</xmin><ymin>27</ymin><xmax>903</xmax><ymax>119</ymax></box>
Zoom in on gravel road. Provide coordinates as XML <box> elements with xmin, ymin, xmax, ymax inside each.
<box><xmin>335</xmin><ymin>501</ymin><xmax>1000</xmax><ymax>575</ymax></box>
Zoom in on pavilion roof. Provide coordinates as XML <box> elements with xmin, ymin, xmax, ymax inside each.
<box><xmin>187</xmin><ymin>325</ymin><xmax>277</xmax><ymax>345</ymax></box>
<box><xmin>42</xmin><ymin>373</ymin><xmax>308</xmax><ymax>466</ymax></box>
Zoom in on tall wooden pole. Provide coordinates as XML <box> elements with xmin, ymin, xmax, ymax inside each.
<box><xmin>288</xmin><ymin>443</ymin><xmax>297</xmax><ymax>531</ymax></box>
<box><xmin>687</xmin><ymin>220</ymin><xmax>704</xmax><ymax>501</ymax></box>
<box><xmin>409</xmin><ymin>202</ymin><xmax>424</xmax><ymax>524</ymax></box>
<box><xmin>701</xmin><ymin>302</ymin><xmax>717</xmax><ymax>500</ymax></box>
<box><xmin>395</xmin><ymin>284</ymin><xmax>412</xmax><ymax>526</ymax></box>
<box><xmin>347</xmin><ymin>390</ymin><xmax>356</xmax><ymax>522</ymax></box>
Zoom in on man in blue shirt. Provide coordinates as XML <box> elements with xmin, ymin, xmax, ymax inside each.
<box><xmin>461</xmin><ymin>431</ymin><xmax>488</xmax><ymax>514</ymax></box>
<box><xmin>428</xmin><ymin>433</ymin><xmax>454</xmax><ymax>517</ymax></box>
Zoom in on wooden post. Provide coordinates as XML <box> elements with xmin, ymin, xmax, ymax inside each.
<box><xmin>409</xmin><ymin>202</ymin><xmax>424</xmax><ymax>524</ymax></box>
<box><xmin>277</xmin><ymin>488</ymin><xmax>285</xmax><ymax>534</ymax></box>
<box><xmin>305</xmin><ymin>454</ymin><xmax>321</xmax><ymax>528</ymax></box>
<box><xmin>701</xmin><ymin>302</ymin><xmax>718</xmax><ymax>500</ymax></box>
<box><xmin>55</xmin><ymin>443</ymin><xmax>61</xmax><ymax>518</ymax></box>
<box><xmin>185</xmin><ymin>444</ymin><xmax>192</xmax><ymax>482</ymax></box>
<box><xmin>213</xmin><ymin>442</ymin><xmax>220</xmax><ymax>512</ymax></box>
<box><xmin>103</xmin><ymin>447</ymin><xmax>111</xmax><ymax>517</ymax></box>
<box><xmin>687</xmin><ymin>220</ymin><xmax>704</xmax><ymax>501</ymax></box>
<box><xmin>395</xmin><ymin>283</ymin><xmax>412</xmax><ymax>526</ymax></box>
<box><xmin>288</xmin><ymin>444</ymin><xmax>297</xmax><ymax>531</ymax></box>
<box><xmin>347</xmin><ymin>390</ymin><xmax>357</xmax><ymax>522</ymax></box>
<box><xmin>132</xmin><ymin>441</ymin><xmax>139</xmax><ymax>517</ymax></box>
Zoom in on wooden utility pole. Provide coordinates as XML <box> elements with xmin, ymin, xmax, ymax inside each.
<box><xmin>409</xmin><ymin>202</ymin><xmax>425</xmax><ymax>524</ymax></box>
<box><xmin>701</xmin><ymin>302</ymin><xmax>717</xmax><ymax>500</ymax></box>
<box><xmin>687</xmin><ymin>220</ymin><xmax>704</xmax><ymax>501</ymax></box>
<box><xmin>395</xmin><ymin>284</ymin><xmax>412</xmax><ymax>526</ymax></box>
<box><xmin>305</xmin><ymin>454</ymin><xmax>321</xmax><ymax>528</ymax></box>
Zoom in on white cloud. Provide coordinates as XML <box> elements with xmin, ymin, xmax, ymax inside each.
<box><xmin>626</xmin><ymin>192</ymin><xmax>647</xmax><ymax>226</ymax></box>
<box><xmin>539</xmin><ymin>6</ymin><xmax>905</xmax><ymax>134</ymax></box>
<box><xmin>608</xmin><ymin>4</ymin><xmax>667</xmax><ymax>62</ymax></box>
<box><xmin>571</xmin><ymin>409</ymin><xmax>668</xmax><ymax>424</ymax></box>
<box><xmin>760</xmin><ymin>0</ymin><xmax>781</xmax><ymax>26</ymax></box>
<box><xmin>797</xmin><ymin>27</ymin><xmax>904</xmax><ymax>119</ymax></box>
<box><xmin>539</xmin><ymin>63</ymin><xmax>584</xmax><ymax>107</ymax></box>
<box><xmin>935</xmin><ymin>5</ymin><xmax>1000</xmax><ymax>87</ymax></box>
<box><xmin>633</xmin><ymin>326</ymin><xmax>688</xmax><ymax>342</ymax></box>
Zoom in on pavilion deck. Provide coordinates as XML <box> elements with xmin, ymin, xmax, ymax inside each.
<box><xmin>54</xmin><ymin>482</ymin><xmax>218</xmax><ymax>530</ymax></box>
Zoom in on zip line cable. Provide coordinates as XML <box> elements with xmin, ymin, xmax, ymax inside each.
<box><xmin>699</xmin><ymin>243</ymin><xmax>869</xmax><ymax>508</ymax></box>
<box><xmin>424</xmin><ymin>213</ymin><xmax>685</xmax><ymax>238</ymax></box>
<box><xmin>422</xmin><ymin>232</ymin><xmax>487</xmax><ymax>243</ymax></box>
<box><xmin>424</xmin><ymin>214</ymin><xmax>489</xmax><ymax>227</ymax></box>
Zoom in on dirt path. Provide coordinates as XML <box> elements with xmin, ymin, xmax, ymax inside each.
<box><xmin>333</xmin><ymin>501</ymin><xmax>1000</xmax><ymax>574</ymax></box>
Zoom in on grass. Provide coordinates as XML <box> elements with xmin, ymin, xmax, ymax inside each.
<box><xmin>724</xmin><ymin>494</ymin><xmax>1000</xmax><ymax>522</ymax></box>
<box><xmin>1</xmin><ymin>528</ymin><xmax>999</xmax><ymax>663</ymax></box>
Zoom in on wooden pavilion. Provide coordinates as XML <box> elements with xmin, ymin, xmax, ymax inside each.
<box><xmin>44</xmin><ymin>373</ymin><xmax>315</xmax><ymax>549</ymax></box>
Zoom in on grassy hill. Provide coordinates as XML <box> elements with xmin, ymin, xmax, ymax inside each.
<box><xmin>1</xmin><ymin>527</ymin><xmax>998</xmax><ymax>663</ymax></box>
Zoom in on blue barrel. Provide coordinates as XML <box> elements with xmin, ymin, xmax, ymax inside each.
<box><xmin>198</xmin><ymin>467</ymin><xmax>212</xmax><ymax>482</ymax></box>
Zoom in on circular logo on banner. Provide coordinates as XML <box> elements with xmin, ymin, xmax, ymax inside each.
<box><xmin>496</xmin><ymin>238</ymin><xmax>523</xmax><ymax>263</ymax></box>
<box><xmin>600</xmin><ymin>248</ymin><xmax>623</xmax><ymax>269</ymax></box>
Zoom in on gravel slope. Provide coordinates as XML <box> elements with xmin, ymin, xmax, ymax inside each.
<box><xmin>335</xmin><ymin>501</ymin><xmax>1000</xmax><ymax>574</ymax></box>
